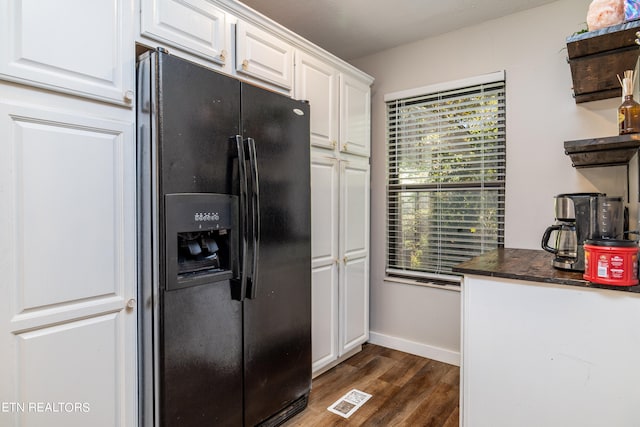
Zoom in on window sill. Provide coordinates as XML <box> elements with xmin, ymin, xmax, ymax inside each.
<box><xmin>383</xmin><ymin>276</ymin><xmax>461</xmax><ymax>293</ymax></box>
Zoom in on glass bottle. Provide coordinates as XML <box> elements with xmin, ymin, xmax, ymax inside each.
<box><xmin>618</xmin><ymin>81</ymin><xmax>640</xmax><ymax>135</ymax></box>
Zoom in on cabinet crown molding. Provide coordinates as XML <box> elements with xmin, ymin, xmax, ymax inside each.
<box><xmin>212</xmin><ymin>0</ymin><xmax>374</xmax><ymax>84</ymax></box>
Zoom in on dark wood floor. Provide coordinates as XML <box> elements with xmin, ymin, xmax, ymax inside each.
<box><xmin>283</xmin><ymin>343</ymin><xmax>459</xmax><ymax>427</ymax></box>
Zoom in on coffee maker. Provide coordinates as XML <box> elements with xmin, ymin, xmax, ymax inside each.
<box><xmin>541</xmin><ymin>193</ymin><xmax>624</xmax><ymax>271</ymax></box>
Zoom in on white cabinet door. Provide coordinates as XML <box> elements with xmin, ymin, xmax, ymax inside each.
<box><xmin>339</xmin><ymin>156</ymin><xmax>370</xmax><ymax>354</ymax></box>
<box><xmin>310</xmin><ymin>152</ymin><xmax>339</xmax><ymax>372</ymax></box>
<box><xmin>341</xmin><ymin>255</ymin><xmax>368</xmax><ymax>353</ymax></box>
<box><xmin>340</xmin><ymin>74</ymin><xmax>371</xmax><ymax>157</ymax></box>
<box><xmin>141</xmin><ymin>0</ymin><xmax>228</xmax><ymax>66</ymax></box>
<box><xmin>235</xmin><ymin>20</ymin><xmax>293</xmax><ymax>90</ymax></box>
<box><xmin>295</xmin><ymin>52</ymin><xmax>339</xmax><ymax>150</ymax></box>
<box><xmin>310</xmin><ymin>151</ymin><xmax>370</xmax><ymax>373</ymax></box>
<box><xmin>0</xmin><ymin>99</ymin><xmax>136</xmax><ymax>426</ymax></box>
<box><xmin>0</xmin><ymin>0</ymin><xmax>134</xmax><ymax>106</ymax></box>
<box><xmin>311</xmin><ymin>264</ymin><xmax>339</xmax><ymax>372</ymax></box>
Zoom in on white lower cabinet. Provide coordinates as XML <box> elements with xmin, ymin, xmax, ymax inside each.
<box><xmin>339</xmin><ymin>158</ymin><xmax>370</xmax><ymax>354</ymax></box>
<box><xmin>311</xmin><ymin>263</ymin><xmax>339</xmax><ymax>371</ymax></box>
<box><xmin>311</xmin><ymin>153</ymin><xmax>339</xmax><ymax>372</ymax></box>
<box><xmin>311</xmin><ymin>149</ymin><xmax>369</xmax><ymax>374</ymax></box>
<box><xmin>463</xmin><ymin>275</ymin><xmax>640</xmax><ymax>427</ymax></box>
<box><xmin>0</xmin><ymin>88</ymin><xmax>137</xmax><ymax>427</ymax></box>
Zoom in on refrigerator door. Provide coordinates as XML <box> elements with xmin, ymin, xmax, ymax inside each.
<box><xmin>151</xmin><ymin>51</ymin><xmax>244</xmax><ymax>427</ymax></box>
<box><xmin>240</xmin><ymin>83</ymin><xmax>312</xmax><ymax>426</ymax></box>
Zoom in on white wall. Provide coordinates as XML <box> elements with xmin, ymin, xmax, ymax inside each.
<box><xmin>351</xmin><ymin>0</ymin><xmax>634</xmax><ymax>363</ymax></box>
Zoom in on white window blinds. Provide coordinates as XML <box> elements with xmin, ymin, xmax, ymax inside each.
<box><xmin>386</xmin><ymin>77</ymin><xmax>506</xmax><ymax>280</ymax></box>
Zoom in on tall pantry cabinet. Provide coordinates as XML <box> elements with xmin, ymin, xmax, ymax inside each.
<box><xmin>0</xmin><ymin>0</ymin><xmax>137</xmax><ymax>426</ymax></box>
<box><xmin>295</xmin><ymin>52</ymin><xmax>372</xmax><ymax>375</ymax></box>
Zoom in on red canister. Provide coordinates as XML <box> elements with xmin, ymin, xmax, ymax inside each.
<box><xmin>583</xmin><ymin>239</ymin><xmax>639</xmax><ymax>286</ymax></box>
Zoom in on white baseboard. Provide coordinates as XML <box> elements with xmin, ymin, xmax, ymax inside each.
<box><xmin>368</xmin><ymin>331</ymin><xmax>460</xmax><ymax>367</ymax></box>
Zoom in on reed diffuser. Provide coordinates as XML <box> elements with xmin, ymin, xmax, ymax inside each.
<box><xmin>617</xmin><ymin>69</ymin><xmax>640</xmax><ymax>135</ymax></box>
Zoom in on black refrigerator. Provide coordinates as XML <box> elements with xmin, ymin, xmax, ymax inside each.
<box><xmin>136</xmin><ymin>49</ymin><xmax>311</xmax><ymax>427</ymax></box>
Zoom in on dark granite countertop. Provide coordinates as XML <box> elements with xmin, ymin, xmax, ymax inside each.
<box><xmin>452</xmin><ymin>248</ymin><xmax>640</xmax><ymax>293</ymax></box>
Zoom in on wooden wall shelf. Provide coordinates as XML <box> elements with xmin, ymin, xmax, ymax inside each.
<box><xmin>566</xmin><ymin>21</ymin><xmax>640</xmax><ymax>103</ymax></box>
<box><xmin>564</xmin><ymin>134</ymin><xmax>640</xmax><ymax>167</ymax></box>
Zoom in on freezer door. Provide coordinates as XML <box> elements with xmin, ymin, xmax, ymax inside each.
<box><xmin>240</xmin><ymin>83</ymin><xmax>312</xmax><ymax>426</ymax></box>
<box><xmin>156</xmin><ymin>51</ymin><xmax>241</xmax><ymax>195</ymax></box>
<box><xmin>161</xmin><ymin>193</ymin><xmax>242</xmax><ymax>426</ymax></box>
<box><xmin>161</xmin><ymin>279</ymin><xmax>243</xmax><ymax>426</ymax></box>
<box><xmin>148</xmin><ymin>51</ymin><xmax>245</xmax><ymax>427</ymax></box>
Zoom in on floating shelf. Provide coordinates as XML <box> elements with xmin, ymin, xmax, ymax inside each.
<box><xmin>564</xmin><ymin>134</ymin><xmax>640</xmax><ymax>167</ymax></box>
<box><xmin>566</xmin><ymin>20</ymin><xmax>640</xmax><ymax>103</ymax></box>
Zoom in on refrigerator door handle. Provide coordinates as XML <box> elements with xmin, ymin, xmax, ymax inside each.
<box><xmin>231</xmin><ymin>135</ymin><xmax>248</xmax><ymax>301</ymax></box>
<box><xmin>245</xmin><ymin>137</ymin><xmax>260</xmax><ymax>299</ymax></box>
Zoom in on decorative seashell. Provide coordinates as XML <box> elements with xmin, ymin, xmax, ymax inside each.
<box><xmin>586</xmin><ymin>0</ymin><xmax>625</xmax><ymax>31</ymax></box>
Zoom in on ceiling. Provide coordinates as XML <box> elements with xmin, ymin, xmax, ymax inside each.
<box><xmin>241</xmin><ymin>0</ymin><xmax>559</xmax><ymax>61</ymax></box>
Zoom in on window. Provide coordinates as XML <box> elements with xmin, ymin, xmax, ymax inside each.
<box><xmin>385</xmin><ymin>72</ymin><xmax>506</xmax><ymax>282</ymax></box>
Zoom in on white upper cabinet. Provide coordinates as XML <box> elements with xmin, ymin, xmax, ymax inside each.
<box><xmin>295</xmin><ymin>52</ymin><xmax>339</xmax><ymax>150</ymax></box>
<box><xmin>294</xmin><ymin>52</ymin><xmax>371</xmax><ymax>158</ymax></box>
<box><xmin>340</xmin><ymin>74</ymin><xmax>371</xmax><ymax>157</ymax></box>
<box><xmin>0</xmin><ymin>0</ymin><xmax>134</xmax><ymax>106</ymax></box>
<box><xmin>140</xmin><ymin>0</ymin><xmax>228</xmax><ymax>66</ymax></box>
<box><xmin>235</xmin><ymin>20</ymin><xmax>293</xmax><ymax>90</ymax></box>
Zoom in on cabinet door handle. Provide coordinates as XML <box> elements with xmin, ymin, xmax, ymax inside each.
<box><xmin>242</xmin><ymin>59</ymin><xmax>249</xmax><ymax>71</ymax></box>
<box><xmin>126</xmin><ymin>299</ymin><xmax>136</xmax><ymax>311</ymax></box>
<box><xmin>220</xmin><ymin>49</ymin><xmax>227</xmax><ymax>62</ymax></box>
<box><xmin>124</xmin><ymin>90</ymin><xmax>134</xmax><ymax>104</ymax></box>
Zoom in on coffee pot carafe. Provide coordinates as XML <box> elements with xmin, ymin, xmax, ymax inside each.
<box><xmin>541</xmin><ymin>222</ymin><xmax>577</xmax><ymax>262</ymax></box>
<box><xmin>541</xmin><ymin>193</ymin><xmax>624</xmax><ymax>271</ymax></box>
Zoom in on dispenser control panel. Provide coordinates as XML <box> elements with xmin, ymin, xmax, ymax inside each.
<box><xmin>164</xmin><ymin>193</ymin><xmax>239</xmax><ymax>291</ymax></box>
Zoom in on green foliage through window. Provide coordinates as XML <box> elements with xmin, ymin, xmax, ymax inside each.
<box><xmin>386</xmin><ymin>80</ymin><xmax>506</xmax><ymax>278</ymax></box>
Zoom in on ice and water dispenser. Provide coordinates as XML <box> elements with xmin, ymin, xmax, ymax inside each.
<box><xmin>164</xmin><ymin>193</ymin><xmax>238</xmax><ymax>292</ymax></box>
